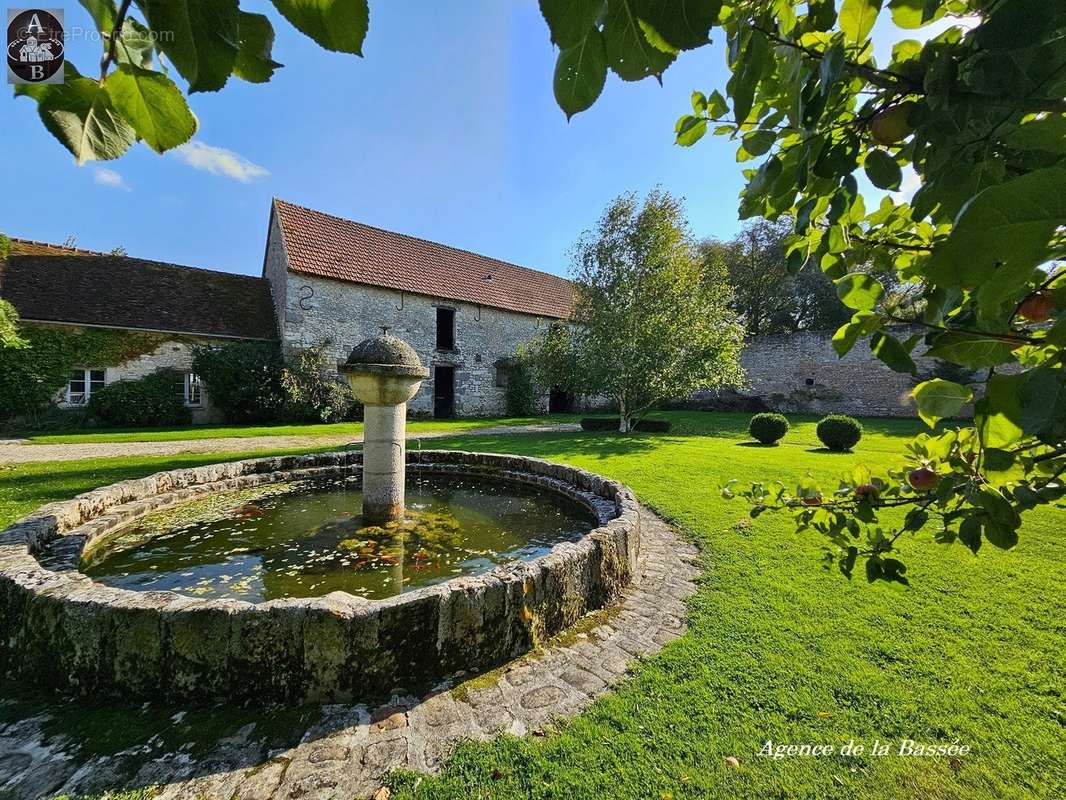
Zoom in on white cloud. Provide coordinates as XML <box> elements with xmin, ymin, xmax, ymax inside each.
<box><xmin>94</xmin><ymin>167</ymin><xmax>131</xmax><ymax>191</ymax></box>
<box><xmin>170</xmin><ymin>141</ymin><xmax>270</xmax><ymax>183</ymax></box>
<box><xmin>893</xmin><ymin>168</ymin><xmax>923</xmax><ymax>202</ymax></box>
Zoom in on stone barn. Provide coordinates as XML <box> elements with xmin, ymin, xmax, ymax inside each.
<box><xmin>262</xmin><ymin>199</ymin><xmax>575</xmax><ymax>418</ymax></box>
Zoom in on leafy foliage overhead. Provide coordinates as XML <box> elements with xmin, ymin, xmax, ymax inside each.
<box><xmin>541</xmin><ymin>0</ymin><xmax>1066</xmax><ymax>579</ymax></box>
<box><xmin>14</xmin><ymin>0</ymin><xmax>369</xmax><ymax>162</ymax></box>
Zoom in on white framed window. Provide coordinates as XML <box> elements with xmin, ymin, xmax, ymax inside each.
<box><xmin>183</xmin><ymin>372</ymin><xmax>203</xmax><ymax>407</ymax></box>
<box><xmin>66</xmin><ymin>369</ymin><xmax>105</xmax><ymax>405</ymax></box>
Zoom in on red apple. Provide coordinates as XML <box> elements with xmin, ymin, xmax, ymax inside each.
<box><xmin>1018</xmin><ymin>292</ymin><xmax>1055</xmax><ymax>323</ymax></box>
<box><xmin>854</xmin><ymin>483</ymin><xmax>880</xmax><ymax>502</ymax></box>
<box><xmin>908</xmin><ymin>467</ymin><xmax>938</xmax><ymax>491</ymax></box>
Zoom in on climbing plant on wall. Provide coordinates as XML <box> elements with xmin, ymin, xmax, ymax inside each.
<box><xmin>0</xmin><ymin>325</ymin><xmax>167</xmax><ymax>423</ymax></box>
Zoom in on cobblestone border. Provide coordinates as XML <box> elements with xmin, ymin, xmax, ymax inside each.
<box><xmin>0</xmin><ymin>504</ymin><xmax>698</xmax><ymax>800</ymax></box>
<box><xmin>0</xmin><ymin>451</ymin><xmax>642</xmax><ymax>704</ymax></box>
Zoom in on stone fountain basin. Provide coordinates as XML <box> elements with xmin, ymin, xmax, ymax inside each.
<box><xmin>0</xmin><ymin>451</ymin><xmax>641</xmax><ymax>704</ymax></box>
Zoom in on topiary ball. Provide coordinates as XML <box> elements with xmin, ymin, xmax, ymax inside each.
<box><xmin>816</xmin><ymin>414</ymin><xmax>863</xmax><ymax>452</ymax></box>
<box><xmin>749</xmin><ymin>412</ymin><xmax>790</xmax><ymax>445</ymax></box>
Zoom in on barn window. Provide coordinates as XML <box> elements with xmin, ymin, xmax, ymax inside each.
<box><xmin>184</xmin><ymin>373</ymin><xmax>203</xmax><ymax>407</ymax></box>
<box><xmin>67</xmin><ymin>369</ymin><xmax>105</xmax><ymax>405</ymax></box>
<box><xmin>436</xmin><ymin>307</ymin><xmax>455</xmax><ymax>350</ymax></box>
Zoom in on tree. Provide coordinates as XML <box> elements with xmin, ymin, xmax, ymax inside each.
<box><xmin>12</xmin><ymin>1</ymin><xmax>369</xmax><ymax>163</ymax></box>
<box><xmin>527</xmin><ymin>190</ymin><xmax>744</xmax><ymax>432</ymax></box>
<box><xmin>541</xmin><ymin>1</ymin><xmax>1066</xmax><ymax>579</ymax></box>
<box><xmin>701</xmin><ymin>218</ymin><xmax>851</xmax><ymax>336</ymax></box>
<box><xmin>0</xmin><ymin>235</ymin><xmax>28</xmax><ymax>350</ymax></box>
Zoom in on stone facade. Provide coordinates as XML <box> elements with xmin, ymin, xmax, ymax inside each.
<box><xmin>265</xmin><ymin>220</ymin><xmax>557</xmax><ymax>417</ymax></box>
<box><xmin>47</xmin><ymin>328</ymin><xmax>225</xmax><ymax>425</ymax></box>
<box><xmin>699</xmin><ymin>327</ymin><xmax>961</xmax><ymax>417</ymax></box>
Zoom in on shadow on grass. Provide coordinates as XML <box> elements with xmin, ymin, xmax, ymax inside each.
<box><xmin>805</xmin><ymin>447</ymin><xmax>855</xmax><ymax>454</ymax></box>
<box><xmin>735</xmin><ymin>441</ymin><xmax>780</xmax><ymax>448</ymax></box>
<box><xmin>420</xmin><ymin>432</ymin><xmax>660</xmax><ymax>461</ymax></box>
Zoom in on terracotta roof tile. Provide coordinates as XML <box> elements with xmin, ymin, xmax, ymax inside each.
<box><xmin>273</xmin><ymin>199</ymin><xmax>574</xmax><ymax>319</ymax></box>
<box><xmin>2</xmin><ymin>248</ymin><xmax>277</xmax><ymax>340</ymax></box>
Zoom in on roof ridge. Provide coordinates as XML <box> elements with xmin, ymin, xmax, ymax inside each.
<box><xmin>11</xmin><ymin>245</ymin><xmax>266</xmax><ymax>283</ymax></box>
<box><xmin>8</xmin><ymin>236</ymin><xmax>107</xmax><ymax>256</ymax></box>
<box><xmin>273</xmin><ymin>198</ymin><xmax>571</xmax><ymax>285</ymax></box>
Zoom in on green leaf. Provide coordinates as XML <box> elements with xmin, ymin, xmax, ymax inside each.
<box><xmin>270</xmin><ymin>0</ymin><xmax>369</xmax><ymax>56</ymax></box>
<box><xmin>235</xmin><ymin>12</ymin><xmax>282</xmax><ymax>84</ymax></box>
<box><xmin>927</xmin><ymin>167</ymin><xmax>1066</xmax><ymax>297</ymax></box>
<box><xmin>112</xmin><ymin>18</ymin><xmax>156</xmax><ymax>70</ymax></box>
<box><xmin>975</xmin><ymin>0</ymin><xmax>1066</xmax><ymax>52</ymax></box>
<box><xmin>870</xmin><ymin>331</ymin><xmax>916</xmax><ymax>374</ymax></box>
<box><xmin>864</xmin><ymin>149</ymin><xmax>902</xmax><ymax>190</ymax></box>
<box><xmin>1019</xmin><ymin>367</ymin><xmax>1066</xmax><ymax>436</ymax></box>
<box><xmin>106</xmin><ymin>64</ymin><xmax>197</xmax><ymax>153</ymax></box>
<box><xmin>976</xmin><ymin>373</ymin><xmax>1024</xmax><ymax>448</ymax></box>
<box><xmin>887</xmin><ymin>0</ymin><xmax>945</xmax><ymax>28</ymax></box>
<box><xmin>840</xmin><ymin>0</ymin><xmax>883</xmax><ymax>43</ymax></box>
<box><xmin>635</xmin><ymin>0</ymin><xmax>720</xmax><ymax>52</ymax></box>
<box><xmin>1005</xmin><ymin>115</ymin><xmax>1066</xmax><ymax>155</ymax></box>
<box><xmin>540</xmin><ymin>0</ymin><xmax>605</xmax><ymax>48</ymax></box>
<box><xmin>554</xmin><ymin>30</ymin><xmax>609</xmax><ymax>119</ymax></box>
<box><xmin>924</xmin><ymin>331</ymin><xmax>1016</xmax><ymax>369</ymax></box>
<box><xmin>977</xmin><ymin>487</ymin><xmax>1020</xmax><ymax>549</ymax></box>
<box><xmin>79</xmin><ymin>0</ymin><xmax>118</xmax><ymax>33</ymax></box>
<box><xmin>675</xmin><ymin>114</ymin><xmax>707</xmax><ymax>146</ymax></box>
<box><xmin>141</xmin><ymin>0</ymin><xmax>240</xmax><ymax>92</ymax></box>
<box><xmin>958</xmin><ymin>515</ymin><xmax>981</xmax><ymax>554</ymax></box>
<box><xmin>911</xmin><ymin>378</ymin><xmax>972</xmax><ymax>428</ymax></box>
<box><xmin>26</xmin><ymin>65</ymin><xmax>136</xmax><ymax>163</ymax></box>
<box><xmin>835</xmin><ymin>273</ymin><xmax>884</xmax><ymax>311</ymax></box>
<box><xmin>603</xmin><ymin>0</ymin><xmax>675</xmax><ymax>81</ymax></box>
<box><xmin>740</xmin><ymin>129</ymin><xmax>776</xmax><ymax>158</ymax></box>
<box><xmin>831</xmin><ymin>311</ymin><xmax>879</xmax><ymax>356</ymax></box>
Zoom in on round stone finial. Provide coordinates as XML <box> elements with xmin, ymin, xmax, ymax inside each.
<box><xmin>341</xmin><ymin>333</ymin><xmax>428</xmax><ymax>378</ymax></box>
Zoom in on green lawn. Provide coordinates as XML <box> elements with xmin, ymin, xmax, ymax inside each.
<box><xmin>0</xmin><ymin>411</ymin><xmax>1061</xmax><ymax>800</ymax></box>
<box><xmin>14</xmin><ymin>415</ymin><xmax>579</xmax><ymax>445</ymax></box>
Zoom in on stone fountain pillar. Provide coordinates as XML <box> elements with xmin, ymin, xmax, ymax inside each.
<box><xmin>339</xmin><ymin>332</ymin><xmax>429</xmax><ymax>525</ymax></box>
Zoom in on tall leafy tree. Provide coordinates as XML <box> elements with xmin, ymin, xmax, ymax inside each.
<box><xmin>540</xmin><ymin>1</ymin><xmax>1066</xmax><ymax>578</ymax></box>
<box><xmin>527</xmin><ymin>190</ymin><xmax>745</xmax><ymax>432</ymax></box>
<box><xmin>701</xmin><ymin>217</ymin><xmax>852</xmax><ymax>336</ymax></box>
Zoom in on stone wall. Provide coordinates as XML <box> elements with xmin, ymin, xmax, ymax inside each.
<box><xmin>0</xmin><ymin>450</ymin><xmax>642</xmax><ymax>704</ymax></box>
<box><xmin>52</xmin><ymin>332</ymin><xmax>225</xmax><ymax>424</ymax></box>
<box><xmin>273</xmin><ymin>269</ymin><xmax>557</xmax><ymax>418</ymax></box>
<box><xmin>699</xmin><ymin>327</ymin><xmax>955</xmax><ymax>418</ymax></box>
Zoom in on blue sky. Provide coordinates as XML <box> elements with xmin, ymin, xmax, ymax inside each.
<box><xmin>1</xmin><ymin>0</ymin><xmax>742</xmax><ymax>279</ymax></box>
<box><xmin>2</xmin><ymin>3</ymin><xmax>957</xmax><ymax>279</ymax></box>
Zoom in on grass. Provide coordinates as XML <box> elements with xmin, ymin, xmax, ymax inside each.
<box><xmin>0</xmin><ymin>410</ymin><xmax>1062</xmax><ymax>800</ymax></box>
<box><xmin>13</xmin><ymin>415</ymin><xmax>580</xmax><ymax>445</ymax></box>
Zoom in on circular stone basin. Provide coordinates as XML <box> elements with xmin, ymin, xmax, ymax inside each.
<box><xmin>79</xmin><ymin>474</ymin><xmax>596</xmax><ymax>603</ymax></box>
<box><xmin>0</xmin><ymin>451</ymin><xmax>642</xmax><ymax>704</ymax></box>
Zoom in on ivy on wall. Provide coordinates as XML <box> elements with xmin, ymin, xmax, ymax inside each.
<box><xmin>0</xmin><ymin>324</ymin><xmax>168</xmax><ymax>423</ymax></box>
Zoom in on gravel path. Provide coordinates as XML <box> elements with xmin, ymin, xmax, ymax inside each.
<box><xmin>0</xmin><ymin>424</ymin><xmax>581</xmax><ymax>465</ymax></box>
<box><xmin>0</xmin><ymin>506</ymin><xmax>699</xmax><ymax>800</ymax></box>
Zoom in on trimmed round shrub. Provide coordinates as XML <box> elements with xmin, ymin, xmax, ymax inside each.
<box><xmin>816</xmin><ymin>414</ymin><xmax>863</xmax><ymax>452</ymax></box>
<box><xmin>88</xmin><ymin>369</ymin><xmax>191</xmax><ymax>428</ymax></box>
<box><xmin>749</xmin><ymin>412</ymin><xmax>789</xmax><ymax>445</ymax></box>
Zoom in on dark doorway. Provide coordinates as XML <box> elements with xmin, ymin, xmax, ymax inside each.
<box><xmin>434</xmin><ymin>366</ymin><xmax>455</xmax><ymax>418</ymax></box>
<box><xmin>548</xmin><ymin>387</ymin><xmax>574</xmax><ymax>414</ymax></box>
